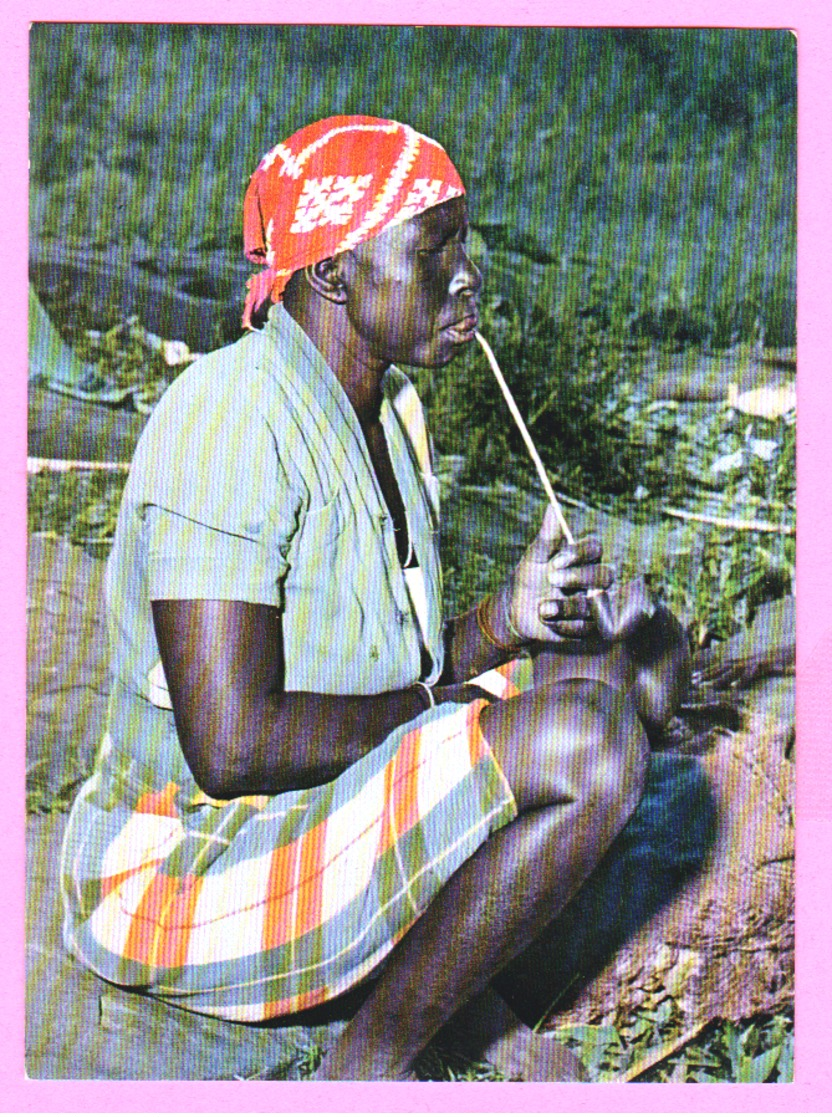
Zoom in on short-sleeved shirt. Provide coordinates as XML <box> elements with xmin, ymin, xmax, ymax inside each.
<box><xmin>103</xmin><ymin>303</ymin><xmax>445</xmax><ymax>794</ymax></box>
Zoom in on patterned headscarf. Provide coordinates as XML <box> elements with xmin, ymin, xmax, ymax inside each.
<box><xmin>242</xmin><ymin>115</ymin><xmax>466</xmax><ymax>328</ymax></box>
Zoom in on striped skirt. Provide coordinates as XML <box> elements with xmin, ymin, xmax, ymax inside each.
<box><xmin>60</xmin><ymin>663</ymin><xmax>529</xmax><ymax>1023</ymax></box>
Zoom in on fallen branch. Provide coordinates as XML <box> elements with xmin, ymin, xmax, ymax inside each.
<box><xmin>553</xmin><ymin>489</ymin><xmax>596</xmax><ymax>513</ymax></box>
<box><xmin>621</xmin><ymin>1019</ymin><xmax>710</xmax><ymax>1082</ymax></box>
<box><xmin>27</xmin><ymin>457</ymin><xmax>130</xmax><ymax>474</ymax></box>
<box><xmin>663</xmin><ymin>507</ymin><xmax>794</xmax><ymax>535</ymax></box>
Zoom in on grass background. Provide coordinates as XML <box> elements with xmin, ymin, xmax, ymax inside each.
<box><xmin>30</xmin><ymin>25</ymin><xmax>795</xmax><ymax>347</ymax></box>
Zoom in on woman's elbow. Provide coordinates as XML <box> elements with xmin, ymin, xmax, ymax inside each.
<box><xmin>177</xmin><ymin>716</ymin><xmax>257</xmax><ymax>801</ymax></box>
<box><xmin>185</xmin><ymin>748</ymin><xmax>248</xmax><ymax>801</ymax></box>
<box><xmin>173</xmin><ymin>692</ymin><xmax>309</xmax><ymax>799</ymax></box>
<box><xmin>188</xmin><ymin>747</ymin><xmax>309</xmax><ymax>799</ymax></box>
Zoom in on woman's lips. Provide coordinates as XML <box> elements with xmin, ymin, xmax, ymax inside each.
<box><xmin>442</xmin><ymin>315</ymin><xmax>479</xmax><ymax>343</ymax></box>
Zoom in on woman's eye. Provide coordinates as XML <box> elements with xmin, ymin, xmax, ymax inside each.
<box><xmin>419</xmin><ymin>229</ymin><xmax>465</xmax><ymax>256</ymax></box>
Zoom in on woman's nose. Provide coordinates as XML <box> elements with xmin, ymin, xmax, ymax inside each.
<box><xmin>450</xmin><ymin>246</ymin><xmax>483</xmax><ymax>297</ymax></box>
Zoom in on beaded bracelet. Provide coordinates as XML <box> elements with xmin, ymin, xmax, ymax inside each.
<box><xmin>506</xmin><ymin>606</ymin><xmax>526</xmax><ymax>645</ymax></box>
<box><xmin>475</xmin><ymin>593</ymin><xmax>524</xmax><ymax>654</ymax></box>
<box><xmin>413</xmin><ymin>680</ymin><xmax>435</xmax><ymax>710</ymax></box>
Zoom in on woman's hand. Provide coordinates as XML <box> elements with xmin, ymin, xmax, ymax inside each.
<box><xmin>692</xmin><ymin>595</ymin><xmax>795</xmax><ymax>690</ymax></box>
<box><xmin>589</xmin><ymin>576</ymin><xmax>658</xmax><ymax>646</ymax></box>
<box><xmin>505</xmin><ymin>505</ymin><xmax>614</xmax><ymax>644</ymax></box>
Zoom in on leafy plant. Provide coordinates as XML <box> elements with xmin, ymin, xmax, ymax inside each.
<box><xmin>550</xmin><ymin>1005</ymin><xmax>793</xmax><ymax>1083</ymax></box>
<box><xmin>270</xmin><ymin>1005</ymin><xmax>794</xmax><ymax>1082</ymax></box>
<box><xmin>28</xmin><ymin>470</ymin><xmax>126</xmax><ymax>551</ymax></box>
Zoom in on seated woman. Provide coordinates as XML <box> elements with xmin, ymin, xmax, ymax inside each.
<box><xmin>60</xmin><ymin>116</ymin><xmax>689</xmax><ymax>1081</ymax></box>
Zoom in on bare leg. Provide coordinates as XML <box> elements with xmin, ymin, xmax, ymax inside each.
<box><xmin>436</xmin><ymin>984</ymin><xmax>589</xmax><ymax>1081</ymax></box>
<box><xmin>315</xmin><ymin>679</ymin><xmax>649</xmax><ymax>1080</ymax></box>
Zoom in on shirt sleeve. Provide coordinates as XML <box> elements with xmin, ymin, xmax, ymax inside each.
<box><xmin>143</xmin><ymin>506</ymin><xmax>293</xmax><ymax>606</ymax></box>
<box><xmin>135</xmin><ymin>379</ymin><xmax>302</xmax><ymax>608</ymax></box>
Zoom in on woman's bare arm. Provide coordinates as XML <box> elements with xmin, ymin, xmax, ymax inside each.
<box><xmin>152</xmin><ymin>598</ymin><xmax>467</xmax><ymax>799</ymax></box>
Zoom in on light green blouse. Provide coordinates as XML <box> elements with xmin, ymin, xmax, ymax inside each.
<box><xmin>103</xmin><ymin>304</ymin><xmax>444</xmax><ymax>789</ymax></box>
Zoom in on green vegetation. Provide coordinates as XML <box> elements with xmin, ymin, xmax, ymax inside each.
<box><xmin>415</xmin><ymin>1007</ymin><xmax>795</xmax><ymax>1083</ymax></box>
<box><xmin>228</xmin><ymin>1007</ymin><xmax>794</xmax><ymax>1082</ymax></box>
<box><xmin>552</xmin><ymin>1006</ymin><xmax>794</xmax><ymax>1083</ymax></box>
<box><xmin>28</xmin><ymin>469</ymin><xmax>125</xmax><ymax>551</ymax></box>
<box><xmin>68</xmin><ymin>318</ymin><xmax>177</xmax><ymax>410</ymax></box>
<box><xmin>419</xmin><ymin>288</ymin><xmax>795</xmax><ymax>644</ymax></box>
<box><xmin>31</xmin><ymin>26</ymin><xmax>795</xmax><ymax>347</ymax></box>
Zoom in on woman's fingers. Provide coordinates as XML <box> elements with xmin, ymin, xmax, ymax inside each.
<box><xmin>539</xmin><ymin>595</ymin><xmax>592</xmax><ymax>622</ymax></box>
<box><xmin>513</xmin><ymin>530</ymin><xmax>613</xmax><ymax>643</ymax></box>
<box><xmin>547</xmin><ymin>536</ymin><xmax>603</xmax><ymax>569</ymax></box>
<box><xmin>547</xmin><ymin>619</ymin><xmax>594</xmax><ymax>639</ymax></box>
<box><xmin>547</xmin><ymin>563</ymin><xmax>615</xmax><ymax>593</ymax></box>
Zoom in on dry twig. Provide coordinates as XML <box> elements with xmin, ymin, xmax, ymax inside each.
<box><xmin>663</xmin><ymin>507</ymin><xmax>794</xmax><ymax>535</ymax></box>
<box><xmin>27</xmin><ymin>456</ymin><xmax>131</xmax><ymax>474</ymax></box>
<box><xmin>622</xmin><ymin>1020</ymin><xmax>710</xmax><ymax>1082</ymax></box>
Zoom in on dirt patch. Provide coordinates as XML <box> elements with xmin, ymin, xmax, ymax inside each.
<box><xmin>27</xmin><ymin>536</ymin><xmax>111</xmax><ymax>811</ymax></box>
<box><xmin>517</xmin><ymin>677</ymin><xmax>795</xmax><ymax>1033</ymax></box>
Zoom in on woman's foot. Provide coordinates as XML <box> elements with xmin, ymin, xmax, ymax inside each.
<box><xmin>438</xmin><ymin>986</ymin><xmax>589</xmax><ymax>1082</ymax></box>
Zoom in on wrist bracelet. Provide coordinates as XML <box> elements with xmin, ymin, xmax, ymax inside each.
<box><xmin>476</xmin><ymin>594</ymin><xmax>524</xmax><ymax>654</ymax></box>
<box><xmin>413</xmin><ymin>680</ymin><xmax>435</xmax><ymax>710</ymax></box>
<box><xmin>505</xmin><ymin>600</ymin><xmax>526</xmax><ymax>644</ymax></box>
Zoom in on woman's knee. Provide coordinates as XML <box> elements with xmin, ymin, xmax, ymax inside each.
<box><xmin>562</xmin><ymin>679</ymin><xmax>648</xmax><ymax>810</ymax></box>
<box><xmin>482</xmin><ymin>678</ymin><xmax>649</xmax><ymax>818</ymax></box>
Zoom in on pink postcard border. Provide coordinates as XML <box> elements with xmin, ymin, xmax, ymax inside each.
<box><xmin>3</xmin><ymin>1</ymin><xmax>830</xmax><ymax>1111</ymax></box>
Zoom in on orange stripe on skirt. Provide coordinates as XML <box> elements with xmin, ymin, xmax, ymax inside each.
<box><xmin>495</xmin><ymin>660</ymin><xmax>523</xmax><ymax>699</ymax></box>
<box><xmin>123</xmin><ymin>871</ymin><xmax>204</xmax><ymax>968</ymax></box>
<box><xmin>466</xmin><ymin>698</ymin><xmax>490</xmax><ymax>768</ymax></box>
<box><xmin>262</xmin><ymin>837</ymin><xmax>301</xmax><ymax>951</ymax></box>
<box><xmin>379</xmin><ymin>724</ymin><xmax>422</xmax><ymax>854</ymax></box>
<box><xmin>293</xmin><ymin>820</ymin><xmax>328</xmax><ymax>941</ymax></box>
<box><xmin>134</xmin><ymin>781</ymin><xmax>180</xmax><ymax>817</ymax></box>
<box><xmin>265</xmin><ymin>981</ymin><xmax>331</xmax><ymax>1020</ymax></box>
<box><xmin>99</xmin><ymin>862</ymin><xmax>155</xmax><ymax>900</ymax></box>
<box><xmin>392</xmin><ymin>725</ymin><xmax>424</xmax><ymax>844</ymax></box>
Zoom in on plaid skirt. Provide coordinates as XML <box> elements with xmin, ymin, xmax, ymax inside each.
<box><xmin>60</xmin><ymin>663</ymin><xmax>529</xmax><ymax>1023</ymax></box>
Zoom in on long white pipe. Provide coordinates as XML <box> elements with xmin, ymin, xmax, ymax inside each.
<box><xmin>475</xmin><ymin>331</ymin><xmax>575</xmax><ymax>546</ymax></box>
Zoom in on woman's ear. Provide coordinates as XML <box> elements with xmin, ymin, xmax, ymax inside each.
<box><xmin>303</xmin><ymin>256</ymin><xmax>348</xmax><ymax>304</ymax></box>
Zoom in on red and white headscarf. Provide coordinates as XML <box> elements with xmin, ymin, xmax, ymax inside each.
<box><xmin>242</xmin><ymin>115</ymin><xmax>466</xmax><ymax>328</ymax></box>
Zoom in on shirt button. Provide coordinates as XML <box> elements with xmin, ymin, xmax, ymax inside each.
<box><xmin>369</xmin><ymin>645</ymin><xmax>379</xmax><ymax>660</ymax></box>
<box><xmin>378</xmin><ymin>512</ymin><xmax>388</xmax><ymax>526</ymax></box>
<box><xmin>397</xmin><ymin>611</ymin><xmax>409</xmax><ymax>625</ymax></box>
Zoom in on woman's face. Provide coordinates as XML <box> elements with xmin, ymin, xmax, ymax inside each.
<box><xmin>341</xmin><ymin>196</ymin><xmax>482</xmax><ymax>368</ymax></box>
